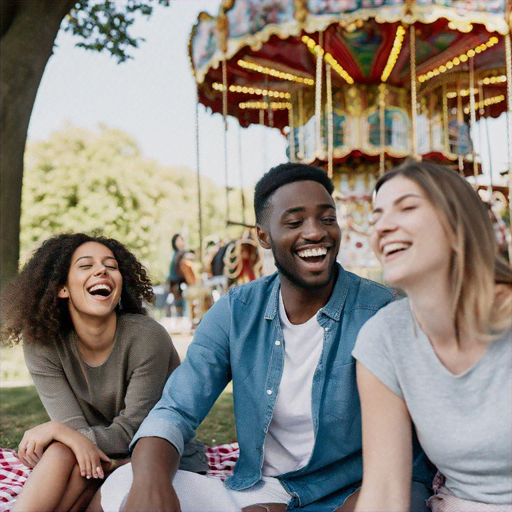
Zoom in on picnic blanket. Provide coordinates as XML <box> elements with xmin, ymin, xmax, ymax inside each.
<box><xmin>0</xmin><ymin>443</ymin><xmax>239</xmax><ymax>512</ymax></box>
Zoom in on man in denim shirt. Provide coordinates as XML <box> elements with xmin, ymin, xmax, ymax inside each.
<box><xmin>99</xmin><ymin>164</ymin><xmax>434</xmax><ymax>511</ymax></box>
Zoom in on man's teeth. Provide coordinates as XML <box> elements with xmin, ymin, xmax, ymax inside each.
<box><xmin>88</xmin><ymin>283</ymin><xmax>112</xmax><ymax>293</ymax></box>
<box><xmin>297</xmin><ymin>247</ymin><xmax>328</xmax><ymax>258</ymax></box>
<box><xmin>383</xmin><ymin>242</ymin><xmax>410</xmax><ymax>256</ymax></box>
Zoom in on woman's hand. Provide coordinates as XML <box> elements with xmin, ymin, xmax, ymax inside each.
<box><xmin>55</xmin><ymin>427</ymin><xmax>111</xmax><ymax>480</ymax></box>
<box><xmin>17</xmin><ymin>421</ymin><xmax>61</xmax><ymax>468</ymax></box>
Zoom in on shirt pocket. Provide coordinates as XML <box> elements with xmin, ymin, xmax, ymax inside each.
<box><xmin>324</xmin><ymin>361</ymin><xmax>360</xmax><ymax>420</ymax></box>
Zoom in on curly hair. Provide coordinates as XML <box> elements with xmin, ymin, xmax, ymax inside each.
<box><xmin>2</xmin><ymin>233</ymin><xmax>155</xmax><ymax>346</ymax></box>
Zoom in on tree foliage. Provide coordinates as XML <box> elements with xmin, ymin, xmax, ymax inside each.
<box><xmin>22</xmin><ymin>126</ymin><xmax>254</xmax><ymax>282</ymax></box>
<box><xmin>63</xmin><ymin>0</ymin><xmax>170</xmax><ymax>63</ymax></box>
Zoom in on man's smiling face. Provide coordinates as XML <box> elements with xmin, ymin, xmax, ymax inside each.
<box><xmin>257</xmin><ymin>180</ymin><xmax>341</xmax><ymax>291</ymax></box>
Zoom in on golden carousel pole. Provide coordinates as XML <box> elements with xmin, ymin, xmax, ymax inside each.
<box><xmin>505</xmin><ymin>30</ymin><xmax>512</xmax><ymax>259</ymax></box>
<box><xmin>442</xmin><ymin>79</ymin><xmax>449</xmax><ymax>155</ymax></box>
<box><xmin>289</xmin><ymin>101</ymin><xmax>296</xmax><ymax>163</ymax></box>
<box><xmin>326</xmin><ymin>62</ymin><xmax>334</xmax><ymax>178</ymax></box>
<box><xmin>315</xmin><ymin>32</ymin><xmax>324</xmax><ymax>159</ymax></box>
<box><xmin>260</xmin><ymin>108</ymin><xmax>267</xmax><ymax>173</ymax></box>
<box><xmin>410</xmin><ymin>25</ymin><xmax>418</xmax><ymax>159</ymax></box>
<box><xmin>469</xmin><ymin>56</ymin><xmax>478</xmax><ymax>182</ymax></box>
<box><xmin>222</xmin><ymin>56</ymin><xmax>230</xmax><ymax>224</ymax></box>
<box><xmin>299</xmin><ymin>89</ymin><xmax>306</xmax><ymax>159</ymax></box>
<box><xmin>379</xmin><ymin>83</ymin><xmax>387</xmax><ymax>176</ymax></box>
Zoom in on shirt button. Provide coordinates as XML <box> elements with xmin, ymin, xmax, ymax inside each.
<box><xmin>267</xmin><ymin>389</ymin><xmax>273</xmax><ymax>395</ymax></box>
<box><xmin>275</xmin><ymin>340</ymin><xmax>281</xmax><ymax>346</ymax></box>
<box><xmin>324</xmin><ymin>327</ymin><xmax>330</xmax><ymax>332</ymax></box>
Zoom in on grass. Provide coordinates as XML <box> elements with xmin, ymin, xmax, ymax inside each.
<box><xmin>0</xmin><ymin>385</ymin><xmax>236</xmax><ymax>450</ymax></box>
<box><xmin>1</xmin><ymin>345</ymin><xmax>32</xmax><ymax>383</ymax></box>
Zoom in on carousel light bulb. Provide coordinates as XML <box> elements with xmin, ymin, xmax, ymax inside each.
<box><xmin>446</xmin><ymin>61</ymin><xmax>454</xmax><ymax>69</ymax></box>
<box><xmin>439</xmin><ymin>65</ymin><xmax>447</xmax><ymax>73</ymax></box>
<box><xmin>467</xmin><ymin>49</ymin><xmax>475</xmax><ymax>57</ymax></box>
<box><xmin>460</xmin><ymin>54</ymin><xmax>468</xmax><ymax>62</ymax></box>
<box><xmin>452</xmin><ymin>57</ymin><xmax>460</xmax><ymax>65</ymax></box>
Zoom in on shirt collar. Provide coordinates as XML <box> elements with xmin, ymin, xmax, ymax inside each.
<box><xmin>264</xmin><ymin>264</ymin><xmax>348</xmax><ymax>322</ymax></box>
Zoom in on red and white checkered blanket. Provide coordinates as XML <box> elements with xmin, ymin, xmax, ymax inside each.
<box><xmin>0</xmin><ymin>443</ymin><xmax>239</xmax><ymax>512</ymax></box>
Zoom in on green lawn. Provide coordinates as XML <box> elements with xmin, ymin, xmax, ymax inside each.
<box><xmin>0</xmin><ymin>386</ymin><xmax>236</xmax><ymax>450</ymax></box>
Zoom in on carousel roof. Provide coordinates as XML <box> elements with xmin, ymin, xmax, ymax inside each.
<box><xmin>189</xmin><ymin>0</ymin><xmax>510</xmax><ymax>129</ymax></box>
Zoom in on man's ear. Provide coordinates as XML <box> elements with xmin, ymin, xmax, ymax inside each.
<box><xmin>58</xmin><ymin>286</ymin><xmax>69</xmax><ymax>299</ymax></box>
<box><xmin>256</xmin><ymin>225</ymin><xmax>271</xmax><ymax>250</ymax></box>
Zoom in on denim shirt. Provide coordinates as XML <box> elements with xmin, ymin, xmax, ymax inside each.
<box><xmin>132</xmin><ymin>265</ymin><xmax>434</xmax><ymax>510</ymax></box>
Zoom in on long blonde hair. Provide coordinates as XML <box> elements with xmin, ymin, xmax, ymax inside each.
<box><xmin>375</xmin><ymin>161</ymin><xmax>512</xmax><ymax>339</ymax></box>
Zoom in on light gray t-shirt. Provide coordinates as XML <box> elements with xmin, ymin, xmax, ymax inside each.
<box><xmin>352</xmin><ymin>298</ymin><xmax>512</xmax><ymax>505</ymax></box>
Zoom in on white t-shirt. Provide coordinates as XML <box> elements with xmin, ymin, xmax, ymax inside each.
<box><xmin>262</xmin><ymin>293</ymin><xmax>324</xmax><ymax>476</ymax></box>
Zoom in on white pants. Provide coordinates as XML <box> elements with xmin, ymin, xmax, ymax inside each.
<box><xmin>100</xmin><ymin>464</ymin><xmax>292</xmax><ymax>512</ymax></box>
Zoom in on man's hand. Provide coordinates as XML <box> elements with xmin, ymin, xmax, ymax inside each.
<box><xmin>124</xmin><ymin>477</ymin><xmax>181</xmax><ymax>512</ymax></box>
<box><xmin>242</xmin><ymin>504</ymin><xmax>287</xmax><ymax>512</ymax></box>
<box><xmin>122</xmin><ymin>437</ymin><xmax>181</xmax><ymax>512</ymax></box>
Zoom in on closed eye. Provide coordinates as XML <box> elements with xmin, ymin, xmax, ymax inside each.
<box><xmin>285</xmin><ymin>220</ymin><xmax>303</xmax><ymax>228</ymax></box>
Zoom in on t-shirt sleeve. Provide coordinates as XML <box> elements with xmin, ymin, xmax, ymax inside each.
<box><xmin>352</xmin><ymin>311</ymin><xmax>404</xmax><ymax>399</ymax></box>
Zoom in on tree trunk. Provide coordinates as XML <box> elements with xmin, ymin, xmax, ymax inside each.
<box><xmin>1</xmin><ymin>0</ymin><xmax>75</xmax><ymax>288</ymax></box>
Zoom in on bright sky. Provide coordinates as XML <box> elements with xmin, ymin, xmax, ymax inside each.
<box><xmin>28</xmin><ymin>0</ymin><xmax>509</xmax><ymax>189</ymax></box>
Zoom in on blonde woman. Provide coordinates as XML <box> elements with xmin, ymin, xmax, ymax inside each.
<box><xmin>352</xmin><ymin>161</ymin><xmax>511</xmax><ymax>512</ymax></box>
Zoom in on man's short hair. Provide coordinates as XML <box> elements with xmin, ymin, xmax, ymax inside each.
<box><xmin>254</xmin><ymin>163</ymin><xmax>334</xmax><ymax>225</ymax></box>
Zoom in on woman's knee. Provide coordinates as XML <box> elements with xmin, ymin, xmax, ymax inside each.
<box><xmin>44</xmin><ymin>441</ymin><xmax>76</xmax><ymax>466</ymax></box>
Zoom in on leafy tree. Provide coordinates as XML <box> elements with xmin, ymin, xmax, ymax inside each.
<box><xmin>21</xmin><ymin>126</ymin><xmax>253</xmax><ymax>282</ymax></box>
<box><xmin>1</xmin><ymin>0</ymin><xmax>169</xmax><ymax>287</ymax></box>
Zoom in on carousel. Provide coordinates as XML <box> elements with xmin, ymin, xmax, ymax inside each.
<box><xmin>189</xmin><ymin>0</ymin><xmax>512</xmax><ymax>280</ymax></box>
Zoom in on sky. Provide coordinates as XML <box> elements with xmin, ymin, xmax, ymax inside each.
<box><xmin>28</xmin><ymin>0</ymin><xmax>287</xmax><ymax>191</ymax></box>
<box><xmin>28</xmin><ymin>0</ymin><xmax>509</xmax><ymax>190</ymax></box>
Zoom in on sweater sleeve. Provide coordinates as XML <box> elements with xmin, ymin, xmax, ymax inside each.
<box><xmin>87</xmin><ymin>319</ymin><xmax>180</xmax><ymax>456</ymax></box>
<box><xmin>23</xmin><ymin>341</ymin><xmax>91</xmax><ymax>434</ymax></box>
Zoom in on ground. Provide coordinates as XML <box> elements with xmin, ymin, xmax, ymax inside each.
<box><xmin>0</xmin><ymin>333</ymin><xmax>236</xmax><ymax>450</ymax></box>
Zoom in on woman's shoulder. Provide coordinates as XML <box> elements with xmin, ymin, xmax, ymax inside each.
<box><xmin>118</xmin><ymin>313</ymin><xmax>171</xmax><ymax>341</ymax></box>
<box><xmin>363</xmin><ymin>296</ymin><xmax>413</xmax><ymax>331</ymax></box>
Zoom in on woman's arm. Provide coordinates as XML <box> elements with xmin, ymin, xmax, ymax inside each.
<box><xmin>87</xmin><ymin>335</ymin><xmax>180</xmax><ymax>455</ymax></box>
<box><xmin>355</xmin><ymin>362</ymin><xmax>413</xmax><ymax>512</ymax></box>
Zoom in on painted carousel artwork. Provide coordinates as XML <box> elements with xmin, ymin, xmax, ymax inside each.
<box><xmin>189</xmin><ymin>0</ymin><xmax>512</xmax><ymax>277</ymax></box>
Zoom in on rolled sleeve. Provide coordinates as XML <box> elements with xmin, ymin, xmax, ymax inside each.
<box><xmin>129</xmin><ymin>295</ymin><xmax>233</xmax><ymax>453</ymax></box>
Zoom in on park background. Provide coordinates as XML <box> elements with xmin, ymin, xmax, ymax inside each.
<box><xmin>1</xmin><ymin>0</ymin><xmax>510</xmax><ymax>450</ymax></box>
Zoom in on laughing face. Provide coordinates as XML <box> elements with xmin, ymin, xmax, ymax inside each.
<box><xmin>369</xmin><ymin>176</ymin><xmax>452</xmax><ymax>291</ymax></box>
<box><xmin>257</xmin><ymin>180</ymin><xmax>341</xmax><ymax>291</ymax></box>
<box><xmin>58</xmin><ymin>242</ymin><xmax>123</xmax><ymax>320</ymax></box>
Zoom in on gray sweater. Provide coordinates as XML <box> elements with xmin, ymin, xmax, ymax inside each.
<box><xmin>24</xmin><ymin>313</ymin><xmax>206</xmax><ymax>471</ymax></box>
<box><xmin>353</xmin><ymin>298</ymin><xmax>511</xmax><ymax>505</ymax></box>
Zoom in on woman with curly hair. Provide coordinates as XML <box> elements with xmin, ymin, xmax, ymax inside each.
<box><xmin>2</xmin><ymin>233</ymin><xmax>206</xmax><ymax>512</ymax></box>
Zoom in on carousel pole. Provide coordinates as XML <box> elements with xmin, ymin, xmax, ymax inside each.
<box><xmin>457</xmin><ymin>82</ymin><xmax>464</xmax><ymax>173</ymax></box>
<box><xmin>299</xmin><ymin>89</ymin><xmax>306</xmax><ymax>159</ymax></box>
<box><xmin>505</xmin><ymin>31</ymin><xmax>512</xmax><ymax>259</ymax></box>
<box><xmin>195</xmin><ymin>87</ymin><xmax>203</xmax><ymax>268</ymax></box>
<box><xmin>469</xmin><ymin>56</ymin><xmax>478</xmax><ymax>181</ymax></box>
<box><xmin>479</xmin><ymin>80</ymin><xmax>494</xmax><ymax>196</ymax></box>
<box><xmin>289</xmin><ymin>102</ymin><xmax>296</xmax><ymax>163</ymax></box>
<box><xmin>238</xmin><ymin>124</ymin><xmax>246</xmax><ymax>226</ymax></box>
<box><xmin>326</xmin><ymin>63</ymin><xmax>334</xmax><ymax>178</ymax></box>
<box><xmin>222</xmin><ymin>56</ymin><xmax>230</xmax><ymax>224</ymax></box>
<box><xmin>260</xmin><ymin>109</ymin><xmax>268</xmax><ymax>172</ymax></box>
<box><xmin>315</xmin><ymin>32</ymin><xmax>324</xmax><ymax>159</ymax></box>
<box><xmin>442</xmin><ymin>79</ymin><xmax>449</xmax><ymax>155</ymax></box>
<box><xmin>379</xmin><ymin>83</ymin><xmax>386</xmax><ymax>176</ymax></box>
<box><xmin>410</xmin><ymin>25</ymin><xmax>418</xmax><ymax>159</ymax></box>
